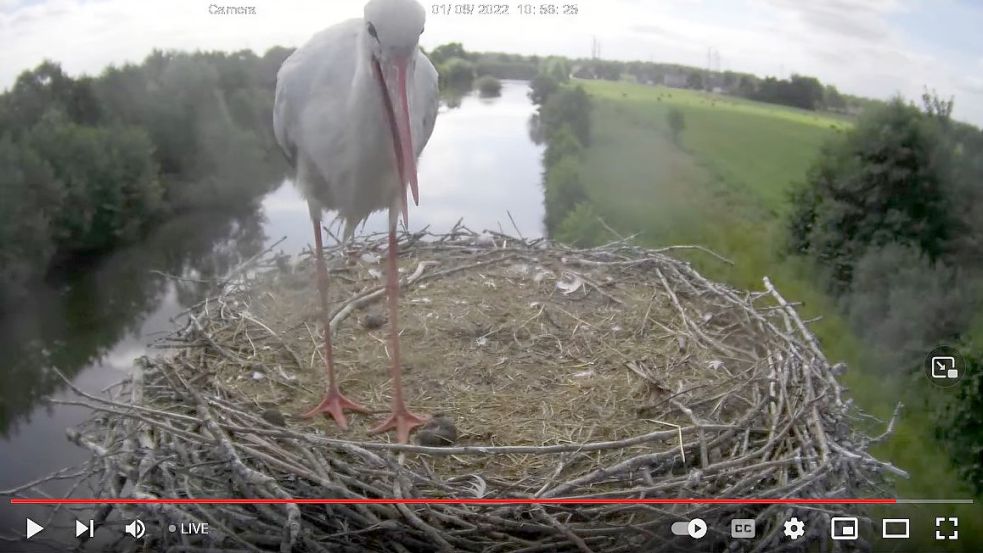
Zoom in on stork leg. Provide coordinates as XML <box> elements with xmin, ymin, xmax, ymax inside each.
<box><xmin>368</xmin><ymin>220</ymin><xmax>428</xmax><ymax>443</ymax></box>
<box><xmin>301</xmin><ymin>216</ymin><xmax>369</xmax><ymax>429</ymax></box>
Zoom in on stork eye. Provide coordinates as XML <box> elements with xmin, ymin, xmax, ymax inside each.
<box><xmin>367</xmin><ymin>22</ymin><xmax>378</xmax><ymax>40</ymax></box>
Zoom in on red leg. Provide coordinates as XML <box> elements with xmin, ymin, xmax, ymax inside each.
<box><xmin>368</xmin><ymin>222</ymin><xmax>428</xmax><ymax>443</ymax></box>
<box><xmin>301</xmin><ymin>216</ymin><xmax>368</xmax><ymax>429</ymax></box>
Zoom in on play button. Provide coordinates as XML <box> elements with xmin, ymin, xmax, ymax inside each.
<box><xmin>688</xmin><ymin>518</ymin><xmax>707</xmax><ymax>539</ymax></box>
<box><xmin>26</xmin><ymin>518</ymin><xmax>44</xmax><ymax>539</ymax></box>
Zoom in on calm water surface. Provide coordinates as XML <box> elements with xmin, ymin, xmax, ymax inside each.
<box><xmin>0</xmin><ymin>80</ymin><xmax>543</xmax><ymax>544</ymax></box>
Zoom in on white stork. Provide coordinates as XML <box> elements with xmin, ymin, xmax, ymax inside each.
<box><xmin>273</xmin><ymin>0</ymin><xmax>438</xmax><ymax>443</ymax></box>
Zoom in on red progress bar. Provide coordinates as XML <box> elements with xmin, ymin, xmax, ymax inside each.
<box><xmin>10</xmin><ymin>498</ymin><xmax>897</xmax><ymax>505</ymax></box>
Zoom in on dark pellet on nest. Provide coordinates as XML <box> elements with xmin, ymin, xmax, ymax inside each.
<box><xmin>416</xmin><ymin>414</ymin><xmax>458</xmax><ymax>447</ymax></box>
<box><xmin>362</xmin><ymin>313</ymin><xmax>386</xmax><ymax>330</ymax></box>
<box><xmin>261</xmin><ymin>408</ymin><xmax>287</xmax><ymax>427</ymax></box>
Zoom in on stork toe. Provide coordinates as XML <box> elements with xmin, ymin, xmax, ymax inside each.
<box><xmin>301</xmin><ymin>389</ymin><xmax>370</xmax><ymax>430</ymax></box>
<box><xmin>368</xmin><ymin>409</ymin><xmax>429</xmax><ymax>444</ymax></box>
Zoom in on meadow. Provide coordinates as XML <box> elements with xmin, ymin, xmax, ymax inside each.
<box><xmin>576</xmin><ymin>78</ymin><xmax>982</xmax><ymax>549</ymax></box>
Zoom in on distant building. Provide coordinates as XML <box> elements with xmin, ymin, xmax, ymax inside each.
<box><xmin>663</xmin><ymin>72</ymin><xmax>688</xmax><ymax>89</ymax></box>
<box><xmin>571</xmin><ymin>64</ymin><xmax>594</xmax><ymax>79</ymax></box>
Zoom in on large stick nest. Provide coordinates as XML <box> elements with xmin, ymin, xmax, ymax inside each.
<box><xmin>17</xmin><ymin>227</ymin><xmax>904</xmax><ymax>552</ymax></box>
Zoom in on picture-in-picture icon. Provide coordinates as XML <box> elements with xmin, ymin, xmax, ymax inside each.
<box><xmin>931</xmin><ymin>356</ymin><xmax>958</xmax><ymax>379</ymax></box>
<box><xmin>925</xmin><ymin>347</ymin><xmax>963</xmax><ymax>388</ymax></box>
<box><xmin>830</xmin><ymin>517</ymin><xmax>858</xmax><ymax>540</ymax></box>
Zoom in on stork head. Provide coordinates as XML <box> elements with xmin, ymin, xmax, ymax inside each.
<box><xmin>364</xmin><ymin>0</ymin><xmax>425</xmax><ymax>60</ymax></box>
<box><xmin>363</xmin><ymin>0</ymin><xmax>426</xmax><ymax>222</ymax></box>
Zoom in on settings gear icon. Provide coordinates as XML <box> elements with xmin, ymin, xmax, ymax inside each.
<box><xmin>783</xmin><ymin>517</ymin><xmax>806</xmax><ymax>540</ymax></box>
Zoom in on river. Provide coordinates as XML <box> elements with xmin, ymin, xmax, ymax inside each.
<box><xmin>0</xmin><ymin>80</ymin><xmax>544</xmax><ymax>545</ymax></box>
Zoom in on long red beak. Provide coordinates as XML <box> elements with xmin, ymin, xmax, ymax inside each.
<box><xmin>373</xmin><ymin>55</ymin><xmax>418</xmax><ymax>226</ymax></box>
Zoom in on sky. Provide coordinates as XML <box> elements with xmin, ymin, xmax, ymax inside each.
<box><xmin>1</xmin><ymin>0</ymin><xmax>982</xmax><ymax>125</ymax></box>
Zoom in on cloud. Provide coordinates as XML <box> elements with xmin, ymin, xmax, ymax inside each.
<box><xmin>760</xmin><ymin>0</ymin><xmax>903</xmax><ymax>41</ymax></box>
<box><xmin>1</xmin><ymin>0</ymin><xmax>980</xmax><ymax>125</ymax></box>
<box><xmin>629</xmin><ymin>24</ymin><xmax>694</xmax><ymax>45</ymax></box>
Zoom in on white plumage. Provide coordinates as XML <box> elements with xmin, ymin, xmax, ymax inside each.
<box><xmin>273</xmin><ymin>2</ymin><xmax>438</xmax><ymax>233</ymax></box>
<box><xmin>271</xmin><ymin>0</ymin><xmax>438</xmax><ymax>444</ymax></box>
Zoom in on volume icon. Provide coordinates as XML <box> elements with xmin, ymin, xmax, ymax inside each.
<box><xmin>124</xmin><ymin>519</ymin><xmax>146</xmax><ymax>539</ymax></box>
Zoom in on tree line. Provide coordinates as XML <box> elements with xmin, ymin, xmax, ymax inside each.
<box><xmin>786</xmin><ymin>92</ymin><xmax>983</xmax><ymax>492</ymax></box>
<box><xmin>528</xmin><ymin>69</ymin><xmax>615</xmax><ymax>247</ymax></box>
<box><xmin>572</xmin><ymin>58</ymin><xmax>858</xmax><ymax>113</ymax></box>
<box><xmin>0</xmin><ymin>49</ymin><xmax>290</xmax><ymax>306</ymax></box>
<box><xmin>429</xmin><ymin>48</ymin><xmax>866</xmax><ymax>115</ymax></box>
<box><xmin>427</xmin><ymin>42</ymin><xmax>539</xmax><ymax>91</ymax></box>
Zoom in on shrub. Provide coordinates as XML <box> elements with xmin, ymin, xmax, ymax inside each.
<box><xmin>937</xmin><ymin>338</ymin><xmax>983</xmax><ymax>495</ymax></box>
<box><xmin>543</xmin><ymin>124</ymin><xmax>583</xmax><ymax>169</ymax></box>
<box><xmin>437</xmin><ymin>57</ymin><xmax>475</xmax><ymax>92</ymax></box>
<box><xmin>0</xmin><ymin>137</ymin><xmax>62</xmax><ymax>305</ymax></box>
<box><xmin>667</xmin><ymin>107</ymin><xmax>685</xmax><ymax>144</ymax></box>
<box><xmin>844</xmin><ymin>243</ymin><xmax>979</xmax><ymax>367</ymax></box>
<box><xmin>476</xmin><ymin>75</ymin><xmax>502</xmax><ymax>98</ymax></box>
<box><xmin>541</xmin><ymin>86</ymin><xmax>591</xmax><ymax>146</ymax></box>
<box><xmin>543</xmin><ymin>157</ymin><xmax>588</xmax><ymax>232</ymax></box>
<box><xmin>528</xmin><ymin>74</ymin><xmax>558</xmax><ymax>105</ymax></box>
<box><xmin>556</xmin><ymin>202</ymin><xmax>609</xmax><ymax>247</ymax></box>
<box><xmin>786</xmin><ymin>98</ymin><xmax>959</xmax><ymax>291</ymax></box>
<box><xmin>26</xmin><ymin>113</ymin><xmax>162</xmax><ymax>254</ymax></box>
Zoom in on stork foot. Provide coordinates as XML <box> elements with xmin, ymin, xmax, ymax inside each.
<box><xmin>368</xmin><ymin>408</ymin><xmax>429</xmax><ymax>444</ymax></box>
<box><xmin>301</xmin><ymin>389</ymin><xmax>369</xmax><ymax>431</ymax></box>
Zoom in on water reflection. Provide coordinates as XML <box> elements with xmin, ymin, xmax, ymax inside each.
<box><xmin>266</xmin><ymin>80</ymin><xmax>546</xmax><ymax>242</ymax></box>
<box><xmin>0</xmin><ymin>211</ymin><xmax>266</xmax><ymax>438</ymax></box>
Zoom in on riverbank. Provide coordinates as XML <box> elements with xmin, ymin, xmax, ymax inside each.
<box><xmin>570</xmin><ymin>78</ymin><xmax>983</xmax><ymax>548</ymax></box>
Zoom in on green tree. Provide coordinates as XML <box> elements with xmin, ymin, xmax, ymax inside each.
<box><xmin>824</xmin><ymin>84</ymin><xmax>846</xmax><ymax>111</ymax></box>
<box><xmin>788</xmin><ymin>74</ymin><xmax>824</xmax><ymax>110</ymax></box>
<box><xmin>541</xmin><ymin>57</ymin><xmax>570</xmax><ymax>83</ymax></box>
<box><xmin>541</xmin><ymin>86</ymin><xmax>591</xmax><ymax>146</ymax></box>
<box><xmin>429</xmin><ymin>42</ymin><xmax>469</xmax><ymax>65</ymax></box>
<box><xmin>753</xmin><ymin>74</ymin><xmax>824</xmax><ymax>110</ymax></box>
<box><xmin>686</xmin><ymin>70</ymin><xmax>704</xmax><ymax>90</ymax></box>
<box><xmin>0</xmin><ymin>51</ymin><xmax>286</xmax><ymax>305</ymax></box>
<box><xmin>556</xmin><ymin>202</ymin><xmax>610</xmax><ymax>247</ymax></box>
<box><xmin>845</xmin><ymin>243</ymin><xmax>978</xmax><ymax>365</ymax></box>
<box><xmin>543</xmin><ymin>157</ymin><xmax>588</xmax><ymax>232</ymax></box>
<box><xmin>2</xmin><ymin>61</ymin><xmax>103</xmax><ymax>134</ymax></box>
<box><xmin>937</xmin><ymin>338</ymin><xmax>983</xmax><ymax>495</ymax></box>
<box><xmin>26</xmin><ymin>112</ymin><xmax>162</xmax><ymax>253</ymax></box>
<box><xmin>474</xmin><ymin>54</ymin><xmax>538</xmax><ymax>80</ymax></box>
<box><xmin>543</xmin><ymin>125</ymin><xmax>583</xmax><ymax>169</ymax></box>
<box><xmin>736</xmin><ymin>75</ymin><xmax>758</xmax><ymax>98</ymax></box>
<box><xmin>437</xmin><ymin>57</ymin><xmax>475</xmax><ymax>91</ymax></box>
<box><xmin>528</xmin><ymin>74</ymin><xmax>558</xmax><ymax>105</ymax></box>
<box><xmin>475</xmin><ymin>75</ymin><xmax>502</xmax><ymax>97</ymax></box>
<box><xmin>786</xmin><ymin>98</ymin><xmax>958</xmax><ymax>290</ymax></box>
<box><xmin>592</xmin><ymin>60</ymin><xmax>622</xmax><ymax>81</ymax></box>
<box><xmin>0</xmin><ymin>137</ymin><xmax>63</xmax><ymax>304</ymax></box>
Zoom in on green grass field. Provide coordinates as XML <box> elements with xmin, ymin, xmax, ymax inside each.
<box><xmin>576</xmin><ymin>79</ymin><xmax>981</xmax><ymax>550</ymax></box>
